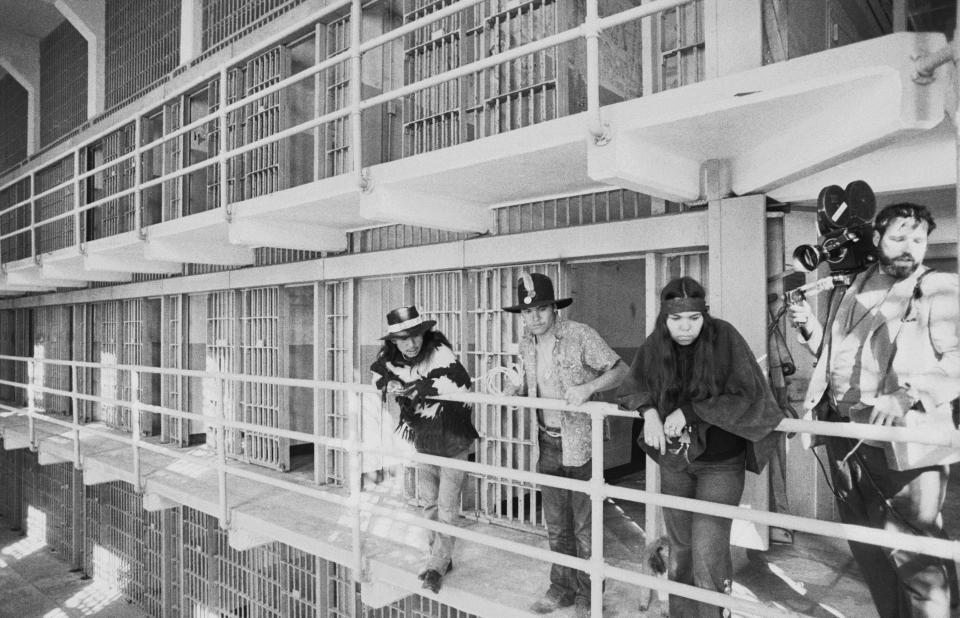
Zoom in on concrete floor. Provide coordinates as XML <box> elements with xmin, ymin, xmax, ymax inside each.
<box><xmin>0</xmin><ymin>526</ymin><xmax>147</xmax><ymax>618</ymax></box>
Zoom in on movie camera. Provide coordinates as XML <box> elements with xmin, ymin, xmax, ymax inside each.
<box><xmin>791</xmin><ymin>180</ymin><xmax>877</xmax><ymax>276</ymax></box>
<box><xmin>783</xmin><ymin>180</ymin><xmax>877</xmax><ymax>336</ymax></box>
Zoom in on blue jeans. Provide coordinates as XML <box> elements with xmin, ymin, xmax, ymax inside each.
<box><xmin>538</xmin><ymin>431</ymin><xmax>592</xmax><ymax>604</ymax></box>
<box><xmin>418</xmin><ymin>448</ymin><xmax>469</xmax><ymax>573</ymax></box>
<box><xmin>661</xmin><ymin>454</ymin><xmax>745</xmax><ymax>618</ymax></box>
<box><xmin>825</xmin><ymin>437</ymin><xmax>951</xmax><ymax>618</ymax></box>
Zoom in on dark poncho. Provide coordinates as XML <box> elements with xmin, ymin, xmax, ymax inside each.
<box><xmin>616</xmin><ymin>319</ymin><xmax>784</xmax><ymax>473</ymax></box>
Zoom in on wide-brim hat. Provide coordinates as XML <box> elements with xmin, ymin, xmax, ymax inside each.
<box><xmin>502</xmin><ymin>272</ymin><xmax>573</xmax><ymax>313</ymax></box>
<box><xmin>380</xmin><ymin>305</ymin><xmax>436</xmax><ymax>340</ymax></box>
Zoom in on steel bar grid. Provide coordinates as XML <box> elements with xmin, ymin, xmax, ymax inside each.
<box><xmin>39</xmin><ymin>21</ymin><xmax>88</xmax><ymax>147</ymax></box>
<box><xmin>324</xmin><ymin>16</ymin><xmax>352</xmax><ymax>178</ymax></box>
<box><xmin>0</xmin><ymin>447</ymin><xmax>23</xmax><ymax>530</ymax></box>
<box><xmin>21</xmin><ymin>454</ymin><xmax>74</xmax><ymax>558</ymax></box>
<box><xmin>467</xmin><ymin>262</ymin><xmax>560</xmax><ymax>531</ymax></box>
<box><xmin>323</xmin><ymin>280</ymin><xmax>352</xmax><ymax>485</ymax></box>
<box><xmin>240</xmin><ymin>286</ymin><xmax>288</xmax><ymax>470</ymax></box>
<box><xmin>181</xmin><ymin>506</ymin><xmax>218</xmax><ymax>616</ymax></box>
<box><xmin>80</xmin><ymin>124</ymin><xmax>137</xmax><ymax>243</ymax></box>
<box><xmin>93</xmin><ymin>301</ymin><xmax>121</xmax><ymax>427</ymax></box>
<box><xmin>0</xmin><ymin>76</ymin><xmax>28</xmax><ymax>171</ymax></box>
<box><xmin>0</xmin><ymin>309</ymin><xmax>30</xmax><ymax>406</ymax></box>
<box><xmin>34</xmin><ymin>156</ymin><xmax>76</xmax><ymax>253</ymax></box>
<box><xmin>32</xmin><ymin>305</ymin><xmax>72</xmax><ymax>416</ymax></box>
<box><xmin>104</xmin><ymin>0</ymin><xmax>180</xmax><ymax>109</ymax></box>
<box><xmin>84</xmin><ymin>480</ymin><xmax>174</xmax><ymax>615</ymax></box>
<box><xmin>347</xmin><ymin>224</ymin><xmax>472</xmax><ymax>253</ymax></box>
<box><xmin>201</xmin><ymin>0</ymin><xmax>308</xmax><ymax>53</ymax></box>
<box><xmin>493</xmin><ymin>188</ymin><xmax>657</xmax><ymax>234</ymax></box>
<box><xmin>208</xmin><ymin>290</ymin><xmax>242</xmax><ymax>459</ymax></box>
<box><xmin>161</xmin><ymin>295</ymin><xmax>187</xmax><ymax>446</ymax></box>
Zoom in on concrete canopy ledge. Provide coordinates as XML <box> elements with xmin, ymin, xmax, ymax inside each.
<box><xmin>228</xmin><ymin>218</ymin><xmax>348</xmax><ymax>253</ymax></box>
<box><xmin>144</xmin><ymin>212</ymin><xmax>253</xmax><ymax>265</ymax></box>
<box><xmin>770</xmin><ymin>117</ymin><xmax>957</xmax><ymax>202</ymax></box>
<box><xmin>3</xmin><ymin>261</ymin><xmax>86</xmax><ymax>288</ymax></box>
<box><xmin>142</xmin><ymin>492</ymin><xmax>179</xmax><ymax>512</ymax></box>
<box><xmin>589</xmin><ymin>32</ymin><xmax>951</xmax><ymax>202</ymax></box>
<box><xmin>367</xmin><ymin>112</ymin><xmax>607</xmax><ymax>222</ymax></box>
<box><xmin>40</xmin><ymin>247</ymin><xmax>132</xmax><ymax>282</ymax></box>
<box><xmin>359</xmin><ymin>186</ymin><xmax>489</xmax><ymax>233</ymax></box>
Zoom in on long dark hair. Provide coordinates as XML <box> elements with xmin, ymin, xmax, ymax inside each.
<box><xmin>641</xmin><ymin>277</ymin><xmax>722</xmax><ymax>412</ymax></box>
<box><xmin>375</xmin><ymin>329</ymin><xmax>453</xmax><ymax>368</ymax></box>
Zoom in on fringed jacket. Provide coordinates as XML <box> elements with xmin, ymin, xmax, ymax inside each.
<box><xmin>370</xmin><ymin>340</ymin><xmax>479</xmax><ymax>457</ymax></box>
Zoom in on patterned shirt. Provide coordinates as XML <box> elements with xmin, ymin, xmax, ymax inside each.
<box><xmin>518</xmin><ymin>318</ymin><xmax>621</xmax><ymax>466</ymax></box>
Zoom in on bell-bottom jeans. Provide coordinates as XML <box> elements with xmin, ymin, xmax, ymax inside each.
<box><xmin>661</xmin><ymin>453</ymin><xmax>746</xmax><ymax>618</ymax></box>
<box><xmin>418</xmin><ymin>448</ymin><xmax>469</xmax><ymax>573</ymax></box>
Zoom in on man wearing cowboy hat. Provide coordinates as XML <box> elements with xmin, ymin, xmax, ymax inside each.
<box><xmin>503</xmin><ymin>273</ymin><xmax>628</xmax><ymax>617</ymax></box>
<box><xmin>370</xmin><ymin>305</ymin><xmax>479</xmax><ymax>595</ymax></box>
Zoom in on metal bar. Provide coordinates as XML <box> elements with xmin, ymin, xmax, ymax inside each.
<box><xmin>589</xmin><ymin>405</ymin><xmax>604</xmax><ymax>618</ymax></box>
<box><xmin>131</xmin><ymin>367</ymin><xmax>142</xmax><ymax>491</ymax></box>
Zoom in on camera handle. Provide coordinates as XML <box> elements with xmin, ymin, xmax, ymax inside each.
<box><xmin>784</xmin><ymin>274</ymin><xmax>854</xmax><ymax>339</ymax></box>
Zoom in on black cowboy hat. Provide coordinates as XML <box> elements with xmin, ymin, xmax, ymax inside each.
<box><xmin>502</xmin><ymin>272</ymin><xmax>573</xmax><ymax>313</ymax></box>
<box><xmin>380</xmin><ymin>305</ymin><xmax>436</xmax><ymax>340</ymax></box>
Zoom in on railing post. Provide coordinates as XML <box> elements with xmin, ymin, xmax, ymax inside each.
<box><xmin>131</xmin><ymin>368</ymin><xmax>142</xmax><ymax>492</ymax></box>
<box><xmin>73</xmin><ymin>151</ymin><xmax>83</xmax><ymax>247</ymax></box>
<box><xmin>350</xmin><ymin>0</ymin><xmax>364</xmax><ymax>182</ymax></box>
<box><xmin>217</xmin><ymin>373</ymin><xmax>229</xmax><ymax>528</ymax></box>
<box><xmin>133</xmin><ymin>115</ymin><xmax>143</xmax><ymax>234</ymax></box>
<box><xmin>219</xmin><ymin>66</ymin><xmax>230</xmax><ymax>219</ymax></box>
<box><xmin>348</xmin><ymin>385</ymin><xmax>364</xmax><ymax>582</ymax></box>
<box><xmin>589</xmin><ymin>406</ymin><xmax>605</xmax><ymax>618</ymax></box>
<box><xmin>29</xmin><ymin>173</ymin><xmax>36</xmax><ymax>261</ymax></box>
<box><xmin>26</xmin><ymin>357</ymin><xmax>37</xmax><ymax>450</ymax></box>
<box><xmin>71</xmin><ymin>362</ymin><xmax>81</xmax><ymax>469</ymax></box>
<box><xmin>584</xmin><ymin>0</ymin><xmax>611</xmax><ymax>145</ymax></box>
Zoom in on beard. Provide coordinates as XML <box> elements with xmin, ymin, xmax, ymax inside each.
<box><xmin>879</xmin><ymin>252</ymin><xmax>919</xmax><ymax>280</ymax></box>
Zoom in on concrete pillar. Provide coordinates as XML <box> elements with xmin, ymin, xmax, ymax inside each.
<box><xmin>708</xmin><ymin>190</ymin><xmax>773</xmax><ymax>550</ymax></box>
<box><xmin>0</xmin><ymin>26</ymin><xmax>40</xmax><ymax>155</ymax></box>
<box><xmin>55</xmin><ymin>0</ymin><xmax>105</xmax><ymax>118</ymax></box>
<box><xmin>705</xmin><ymin>0</ymin><xmax>764</xmax><ymax>78</ymax></box>
<box><xmin>180</xmin><ymin>0</ymin><xmax>203</xmax><ymax>65</ymax></box>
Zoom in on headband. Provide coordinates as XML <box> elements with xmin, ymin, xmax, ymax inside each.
<box><xmin>661</xmin><ymin>297</ymin><xmax>707</xmax><ymax>314</ymax></box>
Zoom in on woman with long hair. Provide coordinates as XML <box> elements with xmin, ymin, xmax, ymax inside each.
<box><xmin>370</xmin><ymin>305</ymin><xmax>479</xmax><ymax>595</ymax></box>
<box><xmin>617</xmin><ymin>277</ymin><xmax>783</xmax><ymax>617</ymax></box>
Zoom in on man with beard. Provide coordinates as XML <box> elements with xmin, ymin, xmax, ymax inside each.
<box><xmin>789</xmin><ymin>203</ymin><xmax>960</xmax><ymax>617</ymax></box>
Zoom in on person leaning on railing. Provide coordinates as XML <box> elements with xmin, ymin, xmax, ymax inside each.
<box><xmin>616</xmin><ymin>276</ymin><xmax>785</xmax><ymax>618</ymax></box>
<box><xmin>370</xmin><ymin>305</ymin><xmax>479</xmax><ymax>595</ymax></box>
<box><xmin>501</xmin><ymin>272</ymin><xmax>628</xmax><ymax>618</ymax></box>
<box><xmin>788</xmin><ymin>203</ymin><xmax>960</xmax><ymax>618</ymax></box>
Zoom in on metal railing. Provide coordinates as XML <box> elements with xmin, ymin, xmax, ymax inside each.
<box><xmin>0</xmin><ymin>0</ymin><xmax>696</xmax><ymax>269</ymax></box>
<box><xmin>0</xmin><ymin>353</ymin><xmax>958</xmax><ymax>617</ymax></box>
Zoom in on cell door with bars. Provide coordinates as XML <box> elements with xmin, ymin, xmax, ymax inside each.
<box><xmin>321</xmin><ymin>280</ymin><xmax>353</xmax><ymax>486</ymax></box>
<box><xmin>31</xmin><ymin>305</ymin><xmax>71</xmax><ymax>415</ymax></box>
<box><xmin>467</xmin><ymin>262</ymin><xmax>561</xmax><ymax>530</ymax></box>
<box><xmin>239</xmin><ymin>286</ymin><xmax>289</xmax><ymax>471</ymax></box>
<box><xmin>663</xmin><ymin>251</ymin><xmax>709</xmax><ymax>288</ymax></box>
<box><xmin>410</xmin><ymin>271</ymin><xmax>464</xmax><ymax>354</ymax></box>
<box><xmin>73</xmin><ymin>305</ymin><xmax>94</xmax><ymax>422</ymax></box>
<box><xmin>161</xmin><ymin>294</ymin><xmax>188</xmax><ymax>446</ymax></box>
<box><xmin>93</xmin><ymin>301</ymin><xmax>121</xmax><ymax>428</ymax></box>
<box><xmin>206</xmin><ymin>290</ymin><xmax>241</xmax><ymax>458</ymax></box>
